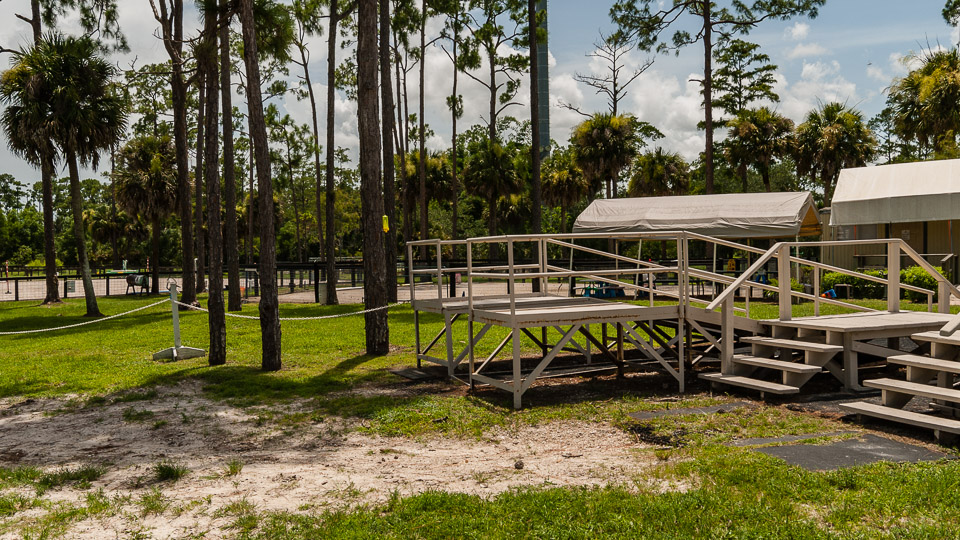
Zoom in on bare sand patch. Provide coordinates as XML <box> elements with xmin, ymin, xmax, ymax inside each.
<box><xmin>0</xmin><ymin>382</ymin><xmax>655</xmax><ymax>538</ymax></box>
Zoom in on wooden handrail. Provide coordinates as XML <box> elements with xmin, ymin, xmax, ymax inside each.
<box><xmin>899</xmin><ymin>241</ymin><xmax>960</xmax><ymax>299</ymax></box>
<box><xmin>706</xmin><ymin>243</ymin><xmax>783</xmax><ymax>311</ymax></box>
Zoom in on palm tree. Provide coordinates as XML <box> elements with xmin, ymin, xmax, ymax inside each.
<box><xmin>628</xmin><ymin>148</ymin><xmax>690</xmax><ymax>197</ymax></box>
<box><xmin>570</xmin><ymin>113</ymin><xmax>645</xmax><ymax>199</ymax></box>
<box><xmin>115</xmin><ymin>136</ymin><xmax>178</xmax><ymax>295</ymax></box>
<box><xmin>0</xmin><ymin>40</ymin><xmax>62</xmax><ymax>305</ymax></box>
<box><xmin>463</xmin><ymin>138</ymin><xmax>521</xmax><ymax>259</ymax></box>
<box><xmin>542</xmin><ymin>148</ymin><xmax>589</xmax><ymax>233</ymax></box>
<box><xmin>794</xmin><ymin>102</ymin><xmax>876</xmax><ymax>205</ymax></box>
<box><xmin>4</xmin><ymin>34</ymin><xmax>126</xmax><ymax>317</ymax></box>
<box><xmin>888</xmin><ymin>48</ymin><xmax>960</xmax><ymax>156</ymax></box>
<box><xmin>725</xmin><ymin>107</ymin><xmax>794</xmax><ymax>192</ymax></box>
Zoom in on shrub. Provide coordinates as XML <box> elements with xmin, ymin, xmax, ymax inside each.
<box><xmin>819</xmin><ymin>266</ymin><xmax>946</xmax><ymax>302</ymax></box>
<box><xmin>820</xmin><ymin>270</ymin><xmax>885</xmax><ymax>299</ymax></box>
<box><xmin>901</xmin><ymin>266</ymin><xmax>943</xmax><ymax>302</ymax></box>
<box><xmin>764</xmin><ymin>277</ymin><xmax>804</xmax><ymax>299</ymax></box>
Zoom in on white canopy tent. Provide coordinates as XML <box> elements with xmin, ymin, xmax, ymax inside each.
<box><xmin>573</xmin><ymin>191</ymin><xmax>821</xmax><ymax>239</ymax></box>
<box><xmin>830</xmin><ymin>159</ymin><xmax>960</xmax><ymax>226</ymax></box>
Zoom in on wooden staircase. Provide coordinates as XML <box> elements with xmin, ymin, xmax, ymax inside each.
<box><xmin>700</xmin><ymin>325</ymin><xmax>842</xmax><ymax>397</ymax></box>
<box><xmin>840</xmin><ymin>329</ymin><xmax>960</xmax><ymax>443</ymax></box>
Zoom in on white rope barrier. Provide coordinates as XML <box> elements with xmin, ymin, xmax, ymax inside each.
<box><xmin>1</xmin><ymin>293</ymin><xmax>405</xmax><ymax>338</ymax></box>
<box><xmin>171</xmin><ymin>299</ymin><xmax>407</xmax><ymax>321</ymax></box>
<box><xmin>0</xmin><ymin>298</ymin><xmax>171</xmax><ymax>336</ymax></box>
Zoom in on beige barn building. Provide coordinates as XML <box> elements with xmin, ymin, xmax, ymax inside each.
<box><xmin>823</xmin><ymin>159</ymin><xmax>960</xmax><ymax>282</ymax></box>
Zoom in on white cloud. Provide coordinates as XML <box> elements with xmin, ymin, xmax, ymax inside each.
<box><xmin>785</xmin><ymin>22</ymin><xmax>810</xmax><ymax>41</ymax></box>
<box><xmin>787</xmin><ymin>42</ymin><xmax>828</xmax><ymax>60</ymax></box>
<box><xmin>777</xmin><ymin>61</ymin><xmax>860</xmax><ymax>122</ymax></box>
<box><xmin>866</xmin><ymin>65</ymin><xmax>888</xmax><ymax>83</ymax></box>
<box><xmin>627</xmin><ymin>70</ymin><xmax>707</xmax><ymax>160</ymax></box>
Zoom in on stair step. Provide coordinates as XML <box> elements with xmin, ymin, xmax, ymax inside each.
<box><xmin>732</xmin><ymin>355</ymin><xmax>822</xmax><ymax>374</ymax></box>
<box><xmin>864</xmin><ymin>378</ymin><xmax>960</xmax><ymax>403</ymax></box>
<box><xmin>840</xmin><ymin>401</ymin><xmax>960</xmax><ymax>435</ymax></box>
<box><xmin>911</xmin><ymin>331</ymin><xmax>960</xmax><ymax>347</ymax></box>
<box><xmin>741</xmin><ymin>336</ymin><xmax>842</xmax><ymax>354</ymax></box>
<box><xmin>699</xmin><ymin>373</ymin><xmax>800</xmax><ymax>395</ymax></box>
<box><xmin>888</xmin><ymin>354</ymin><xmax>960</xmax><ymax>375</ymax></box>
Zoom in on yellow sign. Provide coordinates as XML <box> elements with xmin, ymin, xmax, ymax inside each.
<box><xmin>382</xmin><ymin>215</ymin><xmax>389</xmax><ymax>233</ymax></box>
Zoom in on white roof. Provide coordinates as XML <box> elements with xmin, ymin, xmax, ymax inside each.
<box><xmin>831</xmin><ymin>159</ymin><xmax>960</xmax><ymax>226</ymax></box>
<box><xmin>573</xmin><ymin>192</ymin><xmax>821</xmax><ymax>239</ymax></box>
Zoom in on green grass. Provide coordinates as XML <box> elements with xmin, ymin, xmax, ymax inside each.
<box><xmin>152</xmin><ymin>460</ymin><xmax>189</xmax><ymax>483</ymax></box>
<box><xmin>0</xmin><ymin>465</ymin><xmax>105</xmax><ymax>495</ymax></box>
<box><xmin>233</xmin><ymin>448</ymin><xmax>960</xmax><ymax>539</ymax></box>
<box><xmin>0</xmin><ymin>295</ymin><xmax>421</xmax><ymax>401</ymax></box>
<box><xmin>137</xmin><ymin>487</ymin><xmax>169</xmax><ymax>516</ymax></box>
<box><xmin>3</xmin><ymin>294</ymin><xmax>960</xmax><ymax>537</ymax></box>
<box><xmin>223</xmin><ymin>459</ymin><xmax>244</xmax><ymax>477</ymax></box>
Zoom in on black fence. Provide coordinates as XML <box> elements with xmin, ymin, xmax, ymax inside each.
<box><xmin>1</xmin><ymin>256</ymin><xmax>787</xmax><ymax>303</ymax></box>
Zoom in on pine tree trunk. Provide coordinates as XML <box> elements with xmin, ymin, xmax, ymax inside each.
<box><xmin>195</xmin><ymin>70</ymin><xmax>207</xmax><ymax>294</ymax></box>
<box><xmin>450</xmin><ymin>36</ymin><xmax>459</xmax><ymax>253</ymax></box>
<box><xmin>66</xmin><ymin>150</ymin><xmax>101</xmax><ymax>317</ymax></box>
<box><xmin>204</xmin><ymin>24</ymin><xmax>226</xmax><ymax>366</ymax></box>
<box><xmin>152</xmin><ymin>214</ymin><xmax>161</xmax><ymax>294</ymax></box>
<box><xmin>380</xmin><ymin>0</ymin><xmax>398</xmax><ymax>302</ymax></box>
<box><xmin>240</xmin><ymin>0</ymin><xmax>282</xmax><ymax>370</ymax></box>
<box><xmin>169</xmin><ymin>0</ymin><xmax>197</xmax><ymax>305</ymax></box>
<box><xmin>324</xmin><ymin>0</ymin><xmax>341</xmax><ymax>306</ymax></box>
<box><xmin>488</xmin><ymin>46</ymin><xmax>497</xmax><ymax>142</ymax></box>
<box><xmin>40</xmin><ymin>156</ymin><xmax>60</xmax><ymax>304</ymax></box>
<box><xmin>399</xmin><ymin>58</ymin><xmax>412</xmax><ymax>248</ymax></box>
<box><xmin>357</xmin><ymin>0</ymin><xmax>389</xmax><ymax>355</ymax></box>
<box><xmin>30</xmin><ymin>1</ymin><xmax>59</xmax><ymax>305</ymax></box>
<box><xmin>220</xmin><ymin>3</ymin><xmax>241</xmax><ymax>312</ymax></box>
<box><xmin>702</xmin><ymin>4</ymin><xmax>715</xmax><ymax>194</ymax></box>
<box><xmin>529</xmin><ymin>0</ymin><xmax>541</xmax><ymax>293</ymax></box>
<box><xmin>300</xmin><ymin>40</ymin><xmax>325</xmax><ymax>269</ymax></box>
<box><xmin>417</xmin><ymin>11</ymin><xmax>428</xmax><ymax>258</ymax></box>
<box><xmin>246</xmin><ymin>140</ymin><xmax>255</xmax><ymax>265</ymax></box>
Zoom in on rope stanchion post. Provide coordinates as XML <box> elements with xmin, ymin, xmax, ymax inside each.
<box><xmin>153</xmin><ymin>283</ymin><xmax>206</xmax><ymax>361</ymax></box>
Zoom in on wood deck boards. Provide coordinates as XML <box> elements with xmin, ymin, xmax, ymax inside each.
<box><xmin>472</xmin><ymin>300</ymin><xmax>678</xmax><ymax>328</ymax></box>
<box><xmin>765</xmin><ymin>311</ymin><xmax>953</xmax><ymax>334</ymax></box>
<box><xmin>911</xmin><ymin>330</ymin><xmax>960</xmax><ymax>347</ymax></box>
<box><xmin>840</xmin><ymin>402</ymin><xmax>960</xmax><ymax>435</ymax></box>
<box><xmin>412</xmin><ymin>293</ymin><xmax>570</xmax><ymax>314</ymax></box>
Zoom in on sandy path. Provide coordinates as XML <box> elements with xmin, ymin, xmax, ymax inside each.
<box><xmin>0</xmin><ymin>382</ymin><xmax>654</xmax><ymax>538</ymax></box>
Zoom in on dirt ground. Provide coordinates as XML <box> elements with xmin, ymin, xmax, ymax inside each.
<box><xmin>0</xmin><ymin>381</ymin><xmax>657</xmax><ymax>539</ymax></box>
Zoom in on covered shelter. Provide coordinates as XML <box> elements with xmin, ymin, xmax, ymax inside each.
<box><xmin>573</xmin><ymin>191</ymin><xmax>821</xmax><ymax>239</ymax></box>
<box><xmin>826</xmin><ymin>160</ymin><xmax>960</xmax><ymax>280</ymax></box>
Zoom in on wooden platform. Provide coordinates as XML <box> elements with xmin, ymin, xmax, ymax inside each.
<box><xmin>471</xmin><ymin>297</ymin><xmax>677</xmax><ymax>328</ymax></box>
<box><xmin>412</xmin><ymin>293</ymin><xmax>572</xmax><ymax>314</ymax></box>
<box><xmin>765</xmin><ymin>311</ymin><xmax>953</xmax><ymax>335</ymax></box>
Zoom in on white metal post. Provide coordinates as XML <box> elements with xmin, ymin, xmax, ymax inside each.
<box><xmin>152</xmin><ymin>283</ymin><xmax>206</xmax><ymax>361</ymax></box>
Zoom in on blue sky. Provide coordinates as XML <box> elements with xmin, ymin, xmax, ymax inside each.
<box><xmin>0</xmin><ymin>0</ymin><xmax>957</xmax><ymax>185</ymax></box>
